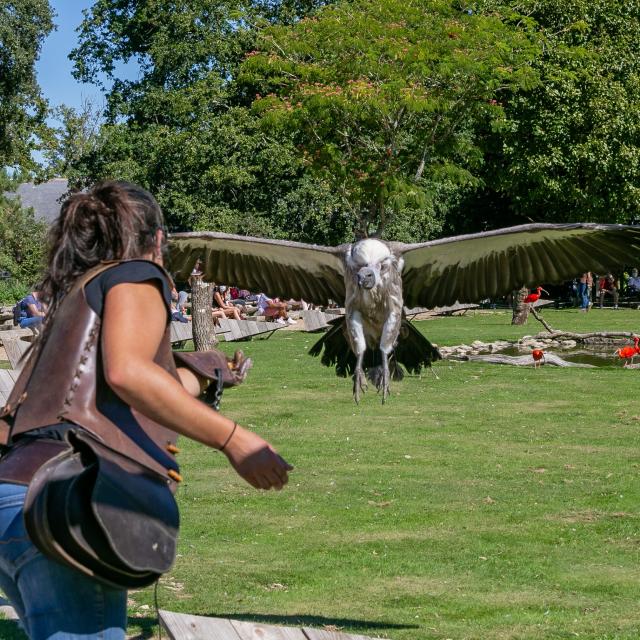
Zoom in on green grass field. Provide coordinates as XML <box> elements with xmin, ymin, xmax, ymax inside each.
<box><xmin>2</xmin><ymin>308</ymin><xmax>640</xmax><ymax>639</ymax></box>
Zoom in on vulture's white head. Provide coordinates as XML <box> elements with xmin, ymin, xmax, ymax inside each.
<box><xmin>347</xmin><ymin>239</ymin><xmax>404</xmax><ymax>290</ymax></box>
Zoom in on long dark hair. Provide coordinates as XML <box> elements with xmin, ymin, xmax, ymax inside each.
<box><xmin>41</xmin><ymin>181</ymin><xmax>165</xmax><ymax>305</ymax></box>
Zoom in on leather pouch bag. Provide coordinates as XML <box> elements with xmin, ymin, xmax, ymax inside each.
<box><xmin>23</xmin><ymin>429</ymin><xmax>179</xmax><ymax>590</ymax></box>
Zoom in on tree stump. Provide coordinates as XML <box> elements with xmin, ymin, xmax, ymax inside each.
<box><xmin>511</xmin><ymin>286</ymin><xmax>530</xmax><ymax>325</ymax></box>
<box><xmin>190</xmin><ymin>276</ymin><xmax>217</xmax><ymax>351</ymax></box>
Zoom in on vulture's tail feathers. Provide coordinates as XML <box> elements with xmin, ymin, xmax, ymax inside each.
<box><xmin>309</xmin><ymin>316</ymin><xmax>441</xmax><ymax>379</ymax></box>
<box><xmin>395</xmin><ymin>319</ymin><xmax>442</xmax><ymax>374</ymax></box>
<box><xmin>308</xmin><ymin>317</ymin><xmax>355</xmax><ymax>378</ymax></box>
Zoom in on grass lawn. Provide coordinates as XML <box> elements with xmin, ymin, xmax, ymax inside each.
<box><xmin>3</xmin><ymin>308</ymin><xmax>640</xmax><ymax>639</ymax></box>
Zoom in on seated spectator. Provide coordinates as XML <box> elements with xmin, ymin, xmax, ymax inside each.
<box><xmin>17</xmin><ymin>290</ymin><xmax>47</xmax><ymax>330</ymax></box>
<box><xmin>285</xmin><ymin>299</ymin><xmax>313</xmax><ymax>311</ymax></box>
<box><xmin>213</xmin><ymin>285</ymin><xmax>246</xmax><ymax>321</ymax></box>
<box><xmin>627</xmin><ymin>268</ymin><xmax>640</xmax><ymax>297</ymax></box>
<box><xmin>256</xmin><ymin>293</ymin><xmax>296</xmax><ymax>325</ymax></box>
<box><xmin>599</xmin><ymin>273</ymin><xmax>619</xmax><ymax>309</ymax></box>
<box><xmin>170</xmin><ymin>287</ymin><xmax>190</xmax><ymax>323</ymax></box>
<box><xmin>177</xmin><ymin>289</ymin><xmax>189</xmax><ymax>313</ymax></box>
<box><xmin>228</xmin><ymin>286</ymin><xmax>247</xmax><ymax>307</ymax></box>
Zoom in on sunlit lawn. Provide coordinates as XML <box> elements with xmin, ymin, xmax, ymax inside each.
<box><xmin>2</xmin><ymin>308</ymin><xmax>640</xmax><ymax>639</ymax></box>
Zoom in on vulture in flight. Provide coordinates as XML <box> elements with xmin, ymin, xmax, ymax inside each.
<box><xmin>169</xmin><ymin>223</ymin><xmax>640</xmax><ymax>402</ymax></box>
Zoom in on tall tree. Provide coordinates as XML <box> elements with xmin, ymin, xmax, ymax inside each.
<box><xmin>67</xmin><ymin>0</ymin><xmax>348</xmax><ymax>241</ymax></box>
<box><xmin>465</xmin><ymin>0</ymin><xmax>640</xmax><ymax>229</ymax></box>
<box><xmin>0</xmin><ymin>172</ymin><xmax>48</xmax><ymax>301</ymax></box>
<box><xmin>0</xmin><ymin>0</ymin><xmax>53</xmax><ymax>169</ymax></box>
<box><xmin>239</xmin><ymin>0</ymin><xmax>541</xmax><ymax>238</ymax></box>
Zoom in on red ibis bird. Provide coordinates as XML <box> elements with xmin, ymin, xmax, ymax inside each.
<box><xmin>169</xmin><ymin>223</ymin><xmax>640</xmax><ymax>402</ymax></box>
<box><xmin>616</xmin><ymin>337</ymin><xmax>640</xmax><ymax>366</ymax></box>
<box><xmin>524</xmin><ymin>287</ymin><xmax>548</xmax><ymax>304</ymax></box>
<box><xmin>531</xmin><ymin>349</ymin><xmax>545</xmax><ymax>368</ymax></box>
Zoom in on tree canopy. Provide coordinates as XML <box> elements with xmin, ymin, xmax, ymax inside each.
<box><xmin>49</xmin><ymin>0</ymin><xmax>640</xmax><ymax>244</ymax></box>
<box><xmin>465</xmin><ymin>0</ymin><xmax>640</xmax><ymax>229</ymax></box>
<box><xmin>0</xmin><ymin>172</ymin><xmax>48</xmax><ymax>302</ymax></box>
<box><xmin>0</xmin><ymin>0</ymin><xmax>53</xmax><ymax>170</ymax></box>
<box><xmin>239</xmin><ymin>0</ymin><xmax>541</xmax><ymax>238</ymax></box>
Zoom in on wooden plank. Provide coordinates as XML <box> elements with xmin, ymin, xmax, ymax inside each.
<box><xmin>245</xmin><ymin>321</ymin><xmax>259</xmax><ymax>336</ymax></box>
<box><xmin>230</xmin><ymin>619</ymin><xmax>307</xmax><ymax>640</ymax></box>
<box><xmin>170</xmin><ymin>321</ymin><xmax>193</xmax><ymax>343</ymax></box>
<box><xmin>159</xmin><ymin>611</ymin><xmax>240</xmax><ymax>640</ymax></box>
<box><xmin>303</xmin><ymin>311</ymin><xmax>329</xmax><ymax>332</ymax></box>
<box><xmin>215</xmin><ymin>318</ymin><xmax>233</xmax><ymax>342</ymax></box>
<box><xmin>0</xmin><ymin>370</ymin><xmax>17</xmax><ymax>407</ymax></box>
<box><xmin>0</xmin><ymin>328</ymin><xmax>35</xmax><ymax>344</ymax></box>
<box><xmin>3</xmin><ymin>338</ymin><xmax>30</xmax><ymax>370</ymax></box>
<box><xmin>227</xmin><ymin>320</ymin><xmax>244</xmax><ymax>341</ymax></box>
<box><xmin>302</xmin><ymin>629</ymin><xmax>377</xmax><ymax>640</ymax></box>
<box><xmin>0</xmin><ymin>369</ymin><xmax>18</xmax><ymax>409</ymax></box>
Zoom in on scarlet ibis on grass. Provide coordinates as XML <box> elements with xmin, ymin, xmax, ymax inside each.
<box><xmin>531</xmin><ymin>349</ymin><xmax>545</xmax><ymax>368</ymax></box>
<box><xmin>524</xmin><ymin>287</ymin><xmax>548</xmax><ymax>304</ymax></box>
<box><xmin>615</xmin><ymin>336</ymin><xmax>640</xmax><ymax>366</ymax></box>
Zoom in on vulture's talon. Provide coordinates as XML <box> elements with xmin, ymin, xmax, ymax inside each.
<box><xmin>353</xmin><ymin>368</ymin><xmax>367</xmax><ymax>403</ymax></box>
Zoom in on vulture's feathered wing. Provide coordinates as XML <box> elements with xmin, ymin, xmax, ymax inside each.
<box><xmin>397</xmin><ymin>223</ymin><xmax>640</xmax><ymax>309</ymax></box>
<box><xmin>168</xmin><ymin>223</ymin><xmax>640</xmax><ymax>400</ymax></box>
<box><xmin>170</xmin><ymin>224</ymin><xmax>640</xmax><ymax>308</ymax></box>
<box><xmin>169</xmin><ymin>232</ymin><xmax>346</xmax><ymax>304</ymax></box>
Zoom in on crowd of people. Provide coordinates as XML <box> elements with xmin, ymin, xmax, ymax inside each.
<box><xmin>574</xmin><ymin>270</ymin><xmax>640</xmax><ymax>311</ymax></box>
<box><xmin>167</xmin><ymin>261</ymin><xmax>312</xmax><ymax>326</ymax></box>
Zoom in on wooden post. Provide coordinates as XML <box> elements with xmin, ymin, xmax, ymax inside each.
<box><xmin>190</xmin><ymin>276</ymin><xmax>218</xmax><ymax>351</ymax></box>
<box><xmin>511</xmin><ymin>286</ymin><xmax>530</xmax><ymax>325</ymax></box>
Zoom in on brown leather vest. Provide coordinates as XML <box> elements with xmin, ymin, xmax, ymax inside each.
<box><xmin>0</xmin><ymin>261</ymin><xmax>180</xmax><ymax>485</ymax></box>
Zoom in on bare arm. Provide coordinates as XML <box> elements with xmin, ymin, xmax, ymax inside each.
<box><xmin>101</xmin><ymin>281</ymin><xmax>291</xmax><ymax>490</ymax></box>
<box><xmin>27</xmin><ymin>302</ymin><xmax>45</xmax><ymax>317</ymax></box>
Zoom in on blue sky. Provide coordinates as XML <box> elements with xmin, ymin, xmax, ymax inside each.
<box><xmin>37</xmin><ymin>0</ymin><xmax>137</xmax><ymax>115</ymax></box>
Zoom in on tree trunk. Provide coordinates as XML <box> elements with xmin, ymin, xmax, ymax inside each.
<box><xmin>191</xmin><ymin>277</ymin><xmax>217</xmax><ymax>351</ymax></box>
<box><xmin>511</xmin><ymin>286</ymin><xmax>530</xmax><ymax>325</ymax></box>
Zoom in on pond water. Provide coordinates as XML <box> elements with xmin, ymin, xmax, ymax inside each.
<box><xmin>498</xmin><ymin>345</ymin><xmax>627</xmax><ymax>368</ymax></box>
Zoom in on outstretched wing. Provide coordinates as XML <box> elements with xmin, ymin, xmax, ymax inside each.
<box><xmin>168</xmin><ymin>232</ymin><xmax>346</xmax><ymax>304</ymax></box>
<box><xmin>398</xmin><ymin>223</ymin><xmax>640</xmax><ymax>309</ymax></box>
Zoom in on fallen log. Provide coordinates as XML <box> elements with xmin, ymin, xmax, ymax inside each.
<box><xmin>458</xmin><ymin>353</ymin><xmax>595</xmax><ymax>368</ymax></box>
<box><xmin>532</xmin><ymin>330</ymin><xmax>638</xmax><ymax>342</ymax></box>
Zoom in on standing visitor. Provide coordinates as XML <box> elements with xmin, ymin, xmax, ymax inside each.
<box><xmin>578</xmin><ymin>272</ymin><xmax>593</xmax><ymax>312</ymax></box>
<box><xmin>0</xmin><ymin>181</ymin><xmax>291</xmax><ymax>639</ymax></box>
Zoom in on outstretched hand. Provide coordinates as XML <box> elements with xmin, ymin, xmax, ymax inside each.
<box><xmin>222</xmin><ymin>425</ymin><xmax>293</xmax><ymax>490</ymax></box>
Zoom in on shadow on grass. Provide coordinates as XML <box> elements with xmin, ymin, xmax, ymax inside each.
<box><xmin>125</xmin><ymin>616</ymin><xmax>159</xmax><ymax>639</ymax></box>
<box><xmin>200</xmin><ymin>611</ymin><xmax>419</xmax><ymax>631</ymax></box>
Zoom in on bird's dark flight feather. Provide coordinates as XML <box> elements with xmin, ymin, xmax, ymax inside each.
<box><xmin>309</xmin><ymin>316</ymin><xmax>441</xmax><ymax>382</ymax></box>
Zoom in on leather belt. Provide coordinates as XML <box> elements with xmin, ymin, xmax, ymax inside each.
<box><xmin>0</xmin><ymin>439</ymin><xmax>70</xmax><ymax>486</ymax></box>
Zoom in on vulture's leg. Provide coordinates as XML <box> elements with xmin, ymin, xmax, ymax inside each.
<box><xmin>379</xmin><ymin>307</ymin><xmax>402</xmax><ymax>403</ymax></box>
<box><xmin>348</xmin><ymin>310</ymin><xmax>368</xmax><ymax>403</ymax></box>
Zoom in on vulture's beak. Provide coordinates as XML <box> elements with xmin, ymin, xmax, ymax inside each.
<box><xmin>357</xmin><ymin>267</ymin><xmax>376</xmax><ymax>289</ymax></box>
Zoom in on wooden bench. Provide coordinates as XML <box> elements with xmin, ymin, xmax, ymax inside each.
<box><xmin>0</xmin><ymin>328</ymin><xmax>36</xmax><ymax>343</ymax></box>
<box><xmin>159</xmin><ymin>610</ymin><xmax>379</xmax><ymax>640</ymax></box>
<box><xmin>0</xmin><ymin>369</ymin><xmax>20</xmax><ymax>408</ymax></box>
<box><xmin>301</xmin><ymin>310</ymin><xmax>331</xmax><ymax>332</ymax></box>
<box><xmin>216</xmin><ymin>317</ymin><xmax>282</xmax><ymax>341</ymax></box>
<box><xmin>405</xmin><ymin>303</ymin><xmax>479</xmax><ymax>319</ymax></box>
<box><xmin>1</xmin><ymin>336</ymin><xmax>32</xmax><ymax>370</ymax></box>
<box><xmin>169</xmin><ymin>321</ymin><xmax>194</xmax><ymax>344</ymax></box>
